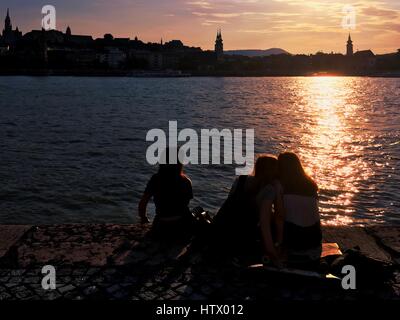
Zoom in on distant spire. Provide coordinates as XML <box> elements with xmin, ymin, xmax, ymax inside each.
<box><xmin>66</xmin><ymin>26</ymin><xmax>71</xmax><ymax>36</ymax></box>
<box><xmin>4</xmin><ymin>7</ymin><xmax>12</xmax><ymax>32</ymax></box>
<box><xmin>215</xmin><ymin>28</ymin><xmax>224</xmax><ymax>58</ymax></box>
<box><xmin>346</xmin><ymin>33</ymin><xmax>353</xmax><ymax>56</ymax></box>
<box><xmin>216</xmin><ymin>28</ymin><xmax>223</xmax><ymax>40</ymax></box>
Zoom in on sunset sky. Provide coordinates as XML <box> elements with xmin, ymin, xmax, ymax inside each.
<box><xmin>2</xmin><ymin>0</ymin><xmax>400</xmax><ymax>54</ymax></box>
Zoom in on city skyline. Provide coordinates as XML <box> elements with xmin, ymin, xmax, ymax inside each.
<box><xmin>1</xmin><ymin>0</ymin><xmax>399</xmax><ymax>54</ymax></box>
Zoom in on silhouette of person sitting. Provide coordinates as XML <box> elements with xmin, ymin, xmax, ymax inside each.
<box><xmin>210</xmin><ymin>155</ymin><xmax>283</xmax><ymax>264</ymax></box>
<box><xmin>277</xmin><ymin>152</ymin><xmax>322</xmax><ymax>251</ymax></box>
<box><xmin>259</xmin><ymin>152</ymin><xmax>322</xmax><ymax>267</ymax></box>
<box><xmin>138</xmin><ymin>148</ymin><xmax>195</xmax><ymax>240</ymax></box>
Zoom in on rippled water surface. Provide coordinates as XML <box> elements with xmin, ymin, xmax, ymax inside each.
<box><xmin>0</xmin><ymin>76</ymin><xmax>399</xmax><ymax>225</ymax></box>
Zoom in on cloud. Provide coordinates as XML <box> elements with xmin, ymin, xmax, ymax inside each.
<box><xmin>202</xmin><ymin>19</ymin><xmax>228</xmax><ymax>26</ymax></box>
<box><xmin>8</xmin><ymin>0</ymin><xmax>400</xmax><ymax>53</ymax></box>
<box><xmin>362</xmin><ymin>6</ymin><xmax>399</xmax><ymax>19</ymax></box>
<box><xmin>187</xmin><ymin>1</ymin><xmax>213</xmax><ymax>9</ymax></box>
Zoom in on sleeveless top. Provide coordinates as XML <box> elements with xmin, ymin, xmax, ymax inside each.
<box><xmin>277</xmin><ymin>182</ymin><xmax>322</xmax><ymax>250</ymax></box>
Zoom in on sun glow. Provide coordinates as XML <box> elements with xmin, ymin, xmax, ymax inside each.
<box><xmin>296</xmin><ymin>77</ymin><xmax>373</xmax><ymax>225</ymax></box>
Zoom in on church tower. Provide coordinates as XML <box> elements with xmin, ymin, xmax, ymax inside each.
<box><xmin>346</xmin><ymin>34</ymin><xmax>353</xmax><ymax>56</ymax></box>
<box><xmin>66</xmin><ymin>26</ymin><xmax>71</xmax><ymax>36</ymax></box>
<box><xmin>2</xmin><ymin>9</ymin><xmax>21</xmax><ymax>47</ymax></box>
<box><xmin>3</xmin><ymin>8</ymin><xmax>12</xmax><ymax>34</ymax></box>
<box><xmin>215</xmin><ymin>29</ymin><xmax>224</xmax><ymax>59</ymax></box>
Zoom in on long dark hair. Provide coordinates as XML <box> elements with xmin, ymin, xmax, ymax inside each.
<box><xmin>251</xmin><ymin>154</ymin><xmax>278</xmax><ymax>193</ymax></box>
<box><xmin>158</xmin><ymin>148</ymin><xmax>184</xmax><ymax>178</ymax></box>
<box><xmin>278</xmin><ymin>152</ymin><xmax>318</xmax><ymax>197</ymax></box>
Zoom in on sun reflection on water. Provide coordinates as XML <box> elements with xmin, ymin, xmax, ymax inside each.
<box><xmin>295</xmin><ymin>77</ymin><xmax>374</xmax><ymax>226</ymax></box>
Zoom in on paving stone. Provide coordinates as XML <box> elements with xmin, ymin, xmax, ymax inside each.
<box><xmin>57</xmin><ymin>268</ymin><xmax>73</xmax><ymax>276</ymax></box>
<box><xmin>58</xmin><ymin>276</ymin><xmax>72</xmax><ymax>284</ymax></box>
<box><xmin>73</xmin><ymin>276</ymin><xmax>90</xmax><ymax>287</ymax></box>
<box><xmin>10</xmin><ymin>285</ymin><xmax>30</xmax><ymax>294</ymax></box>
<box><xmin>23</xmin><ymin>276</ymin><xmax>40</xmax><ymax>284</ymax></box>
<box><xmin>58</xmin><ymin>284</ymin><xmax>76</xmax><ymax>294</ymax></box>
<box><xmin>85</xmin><ymin>267</ymin><xmax>99</xmax><ymax>275</ymax></box>
<box><xmin>138</xmin><ymin>291</ymin><xmax>158</xmax><ymax>300</ymax></box>
<box><xmin>5</xmin><ymin>282</ymin><xmax>19</xmax><ymax>288</ymax></box>
<box><xmin>92</xmin><ymin>276</ymin><xmax>106</xmax><ymax>284</ymax></box>
<box><xmin>107</xmin><ymin>284</ymin><xmax>121</xmax><ymax>294</ymax></box>
<box><xmin>162</xmin><ymin>290</ymin><xmax>177</xmax><ymax>299</ymax></box>
<box><xmin>8</xmin><ymin>276</ymin><xmax>22</xmax><ymax>284</ymax></box>
<box><xmin>24</xmin><ymin>268</ymin><xmax>42</xmax><ymax>276</ymax></box>
<box><xmin>0</xmin><ymin>292</ymin><xmax>12</xmax><ymax>300</ymax></box>
<box><xmin>111</xmin><ymin>289</ymin><xmax>129</xmax><ymax>299</ymax></box>
<box><xmin>72</xmin><ymin>269</ymin><xmax>87</xmax><ymax>276</ymax></box>
<box><xmin>41</xmin><ymin>290</ymin><xmax>62</xmax><ymax>300</ymax></box>
<box><xmin>0</xmin><ymin>270</ymin><xmax>11</xmax><ymax>276</ymax></box>
<box><xmin>16</xmin><ymin>289</ymin><xmax>34</xmax><ymax>299</ymax></box>
<box><xmin>175</xmin><ymin>285</ymin><xmax>193</xmax><ymax>296</ymax></box>
<box><xmin>83</xmin><ymin>285</ymin><xmax>99</xmax><ymax>296</ymax></box>
<box><xmin>10</xmin><ymin>269</ymin><xmax>26</xmax><ymax>276</ymax></box>
<box><xmin>0</xmin><ymin>225</ymin><xmax>31</xmax><ymax>259</ymax></box>
<box><xmin>63</xmin><ymin>291</ymin><xmax>82</xmax><ymax>300</ymax></box>
<box><xmin>367</xmin><ymin>227</ymin><xmax>400</xmax><ymax>255</ymax></box>
<box><xmin>0</xmin><ymin>224</ymin><xmax>398</xmax><ymax>300</ymax></box>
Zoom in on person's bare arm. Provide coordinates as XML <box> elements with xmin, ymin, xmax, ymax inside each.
<box><xmin>274</xmin><ymin>190</ymin><xmax>285</xmax><ymax>246</ymax></box>
<box><xmin>138</xmin><ymin>193</ymin><xmax>151</xmax><ymax>224</ymax></box>
<box><xmin>259</xmin><ymin>199</ymin><xmax>279</xmax><ymax>262</ymax></box>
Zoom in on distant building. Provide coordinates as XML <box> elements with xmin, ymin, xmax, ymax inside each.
<box><xmin>346</xmin><ymin>34</ymin><xmax>353</xmax><ymax>56</ymax></box>
<box><xmin>98</xmin><ymin>47</ymin><xmax>127</xmax><ymax>68</ymax></box>
<box><xmin>1</xmin><ymin>9</ymin><xmax>22</xmax><ymax>47</ymax></box>
<box><xmin>0</xmin><ymin>44</ymin><xmax>8</xmax><ymax>55</ymax></box>
<box><xmin>215</xmin><ymin>29</ymin><xmax>223</xmax><ymax>60</ymax></box>
<box><xmin>353</xmin><ymin>49</ymin><xmax>376</xmax><ymax>72</ymax></box>
<box><xmin>354</xmin><ymin>50</ymin><xmax>375</xmax><ymax>58</ymax></box>
<box><xmin>164</xmin><ymin>40</ymin><xmax>184</xmax><ymax>50</ymax></box>
<box><xmin>24</xmin><ymin>29</ymin><xmax>65</xmax><ymax>44</ymax></box>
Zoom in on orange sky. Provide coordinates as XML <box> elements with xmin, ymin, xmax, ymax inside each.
<box><xmin>2</xmin><ymin>0</ymin><xmax>400</xmax><ymax>54</ymax></box>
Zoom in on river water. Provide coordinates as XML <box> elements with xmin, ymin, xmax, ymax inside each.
<box><xmin>0</xmin><ymin>76</ymin><xmax>399</xmax><ymax>225</ymax></box>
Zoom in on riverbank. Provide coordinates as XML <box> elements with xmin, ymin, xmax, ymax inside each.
<box><xmin>0</xmin><ymin>224</ymin><xmax>398</xmax><ymax>300</ymax></box>
<box><xmin>1</xmin><ymin>69</ymin><xmax>400</xmax><ymax>77</ymax></box>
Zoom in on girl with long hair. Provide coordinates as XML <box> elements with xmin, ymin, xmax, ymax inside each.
<box><xmin>138</xmin><ymin>148</ymin><xmax>194</xmax><ymax>240</ymax></box>
<box><xmin>277</xmin><ymin>152</ymin><xmax>322</xmax><ymax>251</ymax></box>
<box><xmin>212</xmin><ymin>154</ymin><xmax>282</xmax><ymax>263</ymax></box>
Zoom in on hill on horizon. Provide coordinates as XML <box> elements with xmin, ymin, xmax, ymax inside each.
<box><xmin>225</xmin><ymin>48</ymin><xmax>290</xmax><ymax>57</ymax></box>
